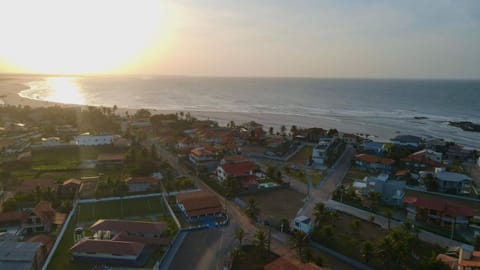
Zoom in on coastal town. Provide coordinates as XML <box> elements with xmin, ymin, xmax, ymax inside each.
<box><xmin>0</xmin><ymin>104</ymin><xmax>479</xmax><ymax>270</ymax></box>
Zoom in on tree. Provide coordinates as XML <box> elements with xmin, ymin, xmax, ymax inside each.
<box><xmin>280</xmin><ymin>125</ymin><xmax>287</xmax><ymax>136</ymax></box>
<box><xmin>424</xmin><ymin>174</ymin><xmax>439</xmax><ymax>192</ymax></box>
<box><xmin>265</xmin><ymin>165</ymin><xmax>276</xmax><ymax>180</ymax></box>
<box><xmin>245</xmin><ymin>198</ymin><xmax>260</xmax><ymax>221</ymax></box>
<box><xmin>386</xmin><ymin>209</ymin><xmax>393</xmax><ymax>231</ymax></box>
<box><xmin>474</xmin><ymin>235</ymin><xmax>480</xmax><ymax>251</ymax></box>
<box><xmin>275</xmin><ymin>171</ymin><xmax>283</xmax><ymax>183</ymax></box>
<box><xmin>290</xmin><ymin>125</ymin><xmax>298</xmax><ymax>136</ymax></box>
<box><xmin>230</xmin><ymin>246</ymin><xmax>243</xmax><ymax>262</ymax></box>
<box><xmin>134</xmin><ymin>108</ymin><xmax>151</xmax><ymax>119</ymax></box>
<box><xmin>327</xmin><ymin>128</ymin><xmax>338</xmax><ymax>137</ymax></box>
<box><xmin>417</xmin><ymin>254</ymin><xmax>451</xmax><ymax>270</ymax></box>
<box><xmin>228</xmin><ymin>120</ymin><xmax>236</xmax><ymax>128</ymax></box>
<box><xmin>223</xmin><ymin>175</ymin><xmax>241</xmax><ymax>198</ymax></box>
<box><xmin>289</xmin><ymin>230</ymin><xmax>309</xmax><ymax>260</ymax></box>
<box><xmin>361</xmin><ymin>241</ymin><xmax>374</xmax><ymax>264</ymax></box>
<box><xmin>350</xmin><ymin>218</ymin><xmax>361</xmax><ymax>234</ymax></box>
<box><xmin>268</xmin><ymin>127</ymin><xmax>274</xmax><ymax>135</ymax></box>
<box><xmin>235</xmin><ymin>228</ymin><xmax>245</xmax><ymax>246</ymax></box>
<box><xmin>313</xmin><ymin>202</ymin><xmax>325</xmax><ymax>226</ymax></box>
<box><xmin>367</xmin><ymin>191</ymin><xmax>381</xmax><ymax>209</ymax></box>
<box><xmin>253</xmin><ymin>230</ymin><xmax>268</xmax><ymax>258</ymax></box>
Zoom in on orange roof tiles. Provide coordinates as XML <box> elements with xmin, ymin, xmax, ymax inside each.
<box><xmin>71</xmin><ymin>239</ymin><xmax>145</xmax><ymax>257</ymax></box>
<box><xmin>176</xmin><ymin>191</ymin><xmax>223</xmax><ymax>217</ymax></box>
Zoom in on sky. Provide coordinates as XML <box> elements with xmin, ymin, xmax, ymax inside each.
<box><xmin>0</xmin><ymin>0</ymin><xmax>479</xmax><ymax>79</ymax></box>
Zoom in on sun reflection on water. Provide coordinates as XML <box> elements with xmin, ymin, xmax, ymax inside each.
<box><xmin>46</xmin><ymin>77</ymin><xmax>86</xmax><ymax>105</ymax></box>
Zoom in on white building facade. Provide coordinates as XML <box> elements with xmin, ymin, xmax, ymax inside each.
<box><xmin>74</xmin><ymin>134</ymin><xmax>114</xmax><ymax>146</ymax></box>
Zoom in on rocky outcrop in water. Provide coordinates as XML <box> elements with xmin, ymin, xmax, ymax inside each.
<box><xmin>449</xmin><ymin>121</ymin><xmax>480</xmax><ymax>132</ymax></box>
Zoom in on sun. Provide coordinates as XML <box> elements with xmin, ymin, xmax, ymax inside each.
<box><xmin>0</xmin><ymin>0</ymin><xmax>171</xmax><ymax>74</ymax></box>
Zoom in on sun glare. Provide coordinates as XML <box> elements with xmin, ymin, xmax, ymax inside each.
<box><xmin>0</xmin><ymin>0</ymin><xmax>171</xmax><ymax>74</ymax></box>
<box><xmin>46</xmin><ymin>77</ymin><xmax>85</xmax><ymax>105</ymax></box>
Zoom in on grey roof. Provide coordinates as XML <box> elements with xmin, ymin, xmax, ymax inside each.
<box><xmin>434</xmin><ymin>172</ymin><xmax>471</xmax><ymax>182</ymax></box>
<box><xmin>0</xmin><ymin>238</ymin><xmax>41</xmax><ymax>270</ymax></box>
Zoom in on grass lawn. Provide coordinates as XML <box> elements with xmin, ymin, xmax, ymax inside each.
<box><xmin>48</xmin><ymin>196</ymin><xmax>171</xmax><ymax>270</ymax></box>
<box><xmin>286</xmin><ymin>169</ymin><xmax>323</xmax><ymax>186</ymax></box>
<box><xmin>232</xmin><ymin>245</ymin><xmax>278</xmax><ymax>270</ymax></box>
<box><xmin>289</xmin><ymin>145</ymin><xmax>313</xmax><ymax>165</ymax></box>
<box><xmin>76</xmin><ymin>196</ymin><xmax>166</xmax><ymax>223</ymax></box>
<box><xmin>242</xmin><ymin>188</ymin><xmax>304</xmax><ymax>224</ymax></box>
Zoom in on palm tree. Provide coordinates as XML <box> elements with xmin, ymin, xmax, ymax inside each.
<box><xmin>289</xmin><ymin>230</ymin><xmax>308</xmax><ymax>259</ymax></box>
<box><xmin>280</xmin><ymin>125</ymin><xmax>287</xmax><ymax>136</ymax></box>
<box><xmin>253</xmin><ymin>230</ymin><xmax>268</xmax><ymax>258</ymax></box>
<box><xmin>235</xmin><ymin>228</ymin><xmax>245</xmax><ymax>246</ymax></box>
<box><xmin>268</xmin><ymin>127</ymin><xmax>274</xmax><ymax>135</ymax></box>
<box><xmin>313</xmin><ymin>202</ymin><xmax>325</xmax><ymax>226</ymax></box>
<box><xmin>290</xmin><ymin>125</ymin><xmax>298</xmax><ymax>136</ymax></box>
<box><xmin>361</xmin><ymin>241</ymin><xmax>374</xmax><ymax>264</ymax></box>
<box><xmin>386</xmin><ymin>209</ymin><xmax>393</xmax><ymax>230</ymax></box>
<box><xmin>228</xmin><ymin>120</ymin><xmax>236</xmax><ymax>128</ymax></box>
<box><xmin>350</xmin><ymin>218</ymin><xmax>361</xmax><ymax>234</ymax></box>
<box><xmin>245</xmin><ymin>198</ymin><xmax>260</xmax><ymax>221</ymax></box>
<box><xmin>230</xmin><ymin>246</ymin><xmax>243</xmax><ymax>262</ymax></box>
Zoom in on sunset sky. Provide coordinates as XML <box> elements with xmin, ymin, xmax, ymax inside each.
<box><xmin>1</xmin><ymin>0</ymin><xmax>479</xmax><ymax>78</ymax></box>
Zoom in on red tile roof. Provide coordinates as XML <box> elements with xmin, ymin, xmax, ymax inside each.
<box><xmin>176</xmin><ymin>191</ymin><xmax>223</xmax><ymax>217</ymax></box>
<box><xmin>355</xmin><ymin>154</ymin><xmax>395</xmax><ymax>166</ymax></box>
<box><xmin>90</xmin><ymin>219</ymin><xmax>166</xmax><ymax>235</ymax></box>
<box><xmin>112</xmin><ymin>232</ymin><xmax>170</xmax><ymax>245</ymax></box>
<box><xmin>125</xmin><ymin>177</ymin><xmax>160</xmax><ymax>185</ymax></box>
<box><xmin>402</xmin><ymin>155</ymin><xmax>446</xmax><ymax>168</ymax></box>
<box><xmin>32</xmin><ymin>200</ymin><xmax>56</xmax><ymax>228</ymax></box>
<box><xmin>190</xmin><ymin>147</ymin><xmax>215</xmax><ymax>157</ymax></box>
<box><xmin>71</xmin><ymin>239</ymin><xmax>145</xmax><ymax>257</ymax></box>
<box><xmin>403</xmin><ymin>196</ymin><xmax>474</xmax><ymax>217</ymax></box>
<box><xmin>17</xmin><ymin>179</ymin><xmax>57</xmax><ymax>193</ymax></box>
<box><xmin>395</xmin><ymin>169</ymin><xmax>410</xmax><ymax>177</ymax></box>
<box><xmin>219</xmin><ymin>160</ymin><xmax>257</xmax><ymax>177</ymax></box>
<box><xmin>460</xmin><ymin>251</ymin><xmax>480</xmax><ymax>267</ymax></box>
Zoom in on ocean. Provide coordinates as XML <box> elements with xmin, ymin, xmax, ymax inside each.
<box><xmin>18</xmin><ymin>76</ymin><xmax>480</xmax><ymax>148</ymax></box>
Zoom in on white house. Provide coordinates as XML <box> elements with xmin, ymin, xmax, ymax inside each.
<box><xmin>291</xmin><ymin>216</ymin><xmax>312</xmax><ymax>234</ymax></box>
<box><xmin>411</xmin><ymin>149</ymin><xmax>443</xmax><ymax>163</ymax></box>
<box><xmin>74</xmin><ymin>133</ymin><xmax>113</xmax><ymax>146</ymax></box>
<box><xmin>312</xmin><ymin>138</ymin><xmax>334</xmax><ymax>165</ymax></box>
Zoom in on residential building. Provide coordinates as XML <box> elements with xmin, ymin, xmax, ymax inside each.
<box><xmin>216</xmin><ymin>157</ymin><xmax>258</xmax><ymax>182</ymax></box>
<box><xmin>0</xmin><ymin>233</ymin><xmax>47</xmax><ymax>270</ymax></box>
<box><xmin>70</xmin><ymin>239</ymin><xmax>146</xmax><ymax>266</ymax></box>
<box><xmin>391</xmin><ymin>135</ymin><xmax>423</xmax><ymax>149</ymax></box>
<box><xmin>404</xmin><ymin>196</ymin><xmax>474</xmax><ymax>225</ymax></box>
<box><xmin>125</xmin><ymin>177</ymin><xmax>161</xmax><ymax>193</ymax></box>
<box><xmin>446</xmin><ymin>144</ymin><xmax>473</xmax><ymax>161</ymax></box>
<box><xmin>434</xmin><ymin>172</ymin><xmax>471</xmax><ymax>194</ymax></box>
<box><xmin>342</xmin><ymin>133</ymin><xmax>362</xmax><ymax>145</ymax></box>
<box><xmin>240</xmin><ymin>121</ymin><xmax>265</xmax><ymax>142</ymax></box>
<box><xmin>312</xmin><ymin>138</ymin><xmax>334</xmax><ymax>165</ymax></box>
<box><xmin>62</xmin><ymin>178</ymin><xmax>82</xmax><ymax>194</ymax></box>
<box><xmin>352</xmin><ymin>174</ymin><xmax>405</xmax><ymax>206</ymax></box>
<box><xmin>296</xmin><ymin>128</ymin><xmax>327</xmax><ymax>143</ymax></box>
<box><xmin>74</xmin><ymin>133</ymin><xmax>114</xmax><ymax>146</ymax></box>
<box><xmin>89</xmin><ymin>219</ymin><xmax>169</xmax><ymax>245</ymax></box>
<box><xmin>360</xmin><ymin>141</ymin><xmax>386</xmax><ymax>156</ymax></box>
<box><xmin>291</xmin><ymin>216</ymin><xmax>312</xmax><ymax>234</ymax></box>
<box><xmin>411</xmin><ymin>149</ymin><xmax>443</xmax><ymax>163</ymax></box>
<box><xmin>176</xmin><ymin>191</ymin><xmax>224</xmax><ymax>222</ymax></box>
<box><xmin>188</xmin><ymin>147</ymin><xmax>218</xmax><ymax>170</ymax></box>
<box><xmin>458</xmin><ymin>245</ymin><xmax>480</xmax><ymax>270</ymax></box>
<box><xmin>23</xmin><ymin>201</ymin><xmax>63</xmax><ymax>234</ymax></box>
<box><xmin>354</xmin><ymin>154</ymin><xmax>395</xmax><ymax>173</ymax></box>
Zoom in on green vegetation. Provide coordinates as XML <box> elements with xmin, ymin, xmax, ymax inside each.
<box><xmin>231</xmin><ymin>245</ymin><xmax>278</xmax><ymax>270</ymax></box>
<box><xmin>284</xmin><ymin>165</ymin><xmax>324</xmax><ymax>186</ymax></box>
<box><xmin>163</xmin><ymin>176</ymin><xmax>195</xmax><ymax>192</ymax></box>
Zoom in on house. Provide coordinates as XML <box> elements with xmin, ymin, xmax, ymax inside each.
<box><xmin>89</xmin><ymin>219</ymin><xmax>169</xmax><ymax>245</ymax></box>
<box><xmin>342</xmin><ymin>133</ymin><xmax>362</xmax><ymax>145</ymax></box>
<box><xmin>360</xmin><ymin>141</ymin><xmax>386</xmax><ymax>156</ymax></box>
<box><xmin>391</xmin><ymin>135</ymin><xmax>423</xmax><ymax>149</ymax></box>
<box><xmin>125</xmin><ymin>177</ymin><xmax>161</xmax><ymax>193</ymax></box>
<box><xmin>434</xmin><ymin>172</ymin><xmax>471</xmax><ymax>194</ymax></box>
<box><xmin>240</xmin><ymin>121</ymin><xmax>265</xmax><ymax>142</ymax></box>
<box><xmin>404</xmin><ymin>196</ymin><xmax>474</xmax><ymax>226</ymax></box>
<box><xmin>352</xmin><ymin>174</ymin><xmax>405</xmax><ymax>206</ymax></box>
<box><xmin>74</xmin><ymin>133</ymin><xmax>114</xmax><ymax>146</ymax></box>
<box><xmin>176</xmin><ymin>191</ymin><xmax>224</xmax><ymax>222</ymax></box>
<box><xmin>411</xmin><ymin>149</ymin><xmax>443</xmax><ymax>163</ymax></box>
<box><xmin>97</xmin><ymin>154</ymin><xmax>125</xmax><ymax>168</ymax></box>
<box><xmin>354</xmin><ymin>154</ymin><xmax>395</xmax><ymax>173</ymax></box>
<box><xmin>175</xmin><ymin>137</ymin><xmax>197</xmax><ymax>151</ymax></box>
<box><xmin>23</xmin><ymin>201</ymin><xmax>60</xmax><ymax>234</ymax></box>
<box><xmin>188</xmin><ymin>147</ymin><xmax>218</xmax><ymax>170</ymax></box>
<box><xmin>16</xmin><ymin>179</ymin><xmax>58</xmax><ymax>194</ymax></box>
<box><xmin>458</xmin><ymin>245</ymin><xmax>480</xmax><ymax>270</ymax></box>
<box><xmin>291</xmin><ymin>216</ymin><xmax>312</xmax><ymax>234</ymax></box>
<box><xmin>264</xmin><ymin>256</ymin><xmax>324</xmax><ymax>270</ymax></box>
<box><xmin>62</xmin><ymin>178</ymin><xmax>82</xmax><ymax>193</ymax></box>
<box><xmin>0</xmin><ymin>233</ymin><xmax>48</xmax><ymax>270</ymax></box>
<box><xmin>446</xmin><ymin>144</ymin><xmax>473</xmax><ymax>161</ymax></box>
<box><xmin>216</xmin><ymin>157</ymin><xmax>258</xmax><ymax>182</ymax></box>
<box><xmin>296</xmin><ymin>128</ymin><xmax>327</xmax><ymax>143</ymax></box>
<box><xmin>0</xmin><ymin>211</ymin><xmax>28</xmax><ymax>230</ymax></box>
<box><xmin>70</xmin><ymin>239</ymin><xmax>146</xmax><ymax>266</ymax></box>
<box><xmin>312</xmin><ymin>138</ymin><xmax>334</xmax><ymax>165</ymax></box>
<box><xmin>402</xmin><ymin>152</ymin><xmax>446</xmax><ymax>172</ymax></box>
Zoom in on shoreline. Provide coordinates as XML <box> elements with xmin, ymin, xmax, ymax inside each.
<box><xmin>1</xmin><ymin>76</ymin><xmax>479</xmax><ymax>149</ymax></box>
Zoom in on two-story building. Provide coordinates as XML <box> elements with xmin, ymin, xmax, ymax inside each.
<box><xmin>434</xmin><ymin>171</ymin><xmax>471</xmax><ymax>194</ymax></box>
<box><xmin>176</xmin><ymin>191</ymin><xmax>224</xmax><ymax>223</ymax></box>
<box><xmin>312</xmin><ymin>138</ymin><xmax>334</xmax><ymax>165</ymax></box>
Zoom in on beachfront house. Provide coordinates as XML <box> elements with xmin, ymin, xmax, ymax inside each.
<box><xmin>434</xmin><ymin>171</ymin><xmax>471</xmax><ymax>194</ymax></box>
<box><xmin>360</xmin><ymin>141</ymin><xmax>386</xmax><ymax>156</ymax></box>
<box><xmin>216</xmin><ymin>156</ymin><xmax>261</xmax><ymax>190</ymax></box>
<box><xmin>352</xmin><ymin>174</ymin><xmax>405</xmax><ymax>206</ymax></box>
<box><xmin>188</xmin><ymin>147</ymin><xmax>219</xmax><ymax>171</ymax></box>
<box><xmin>391</xmin><ymin>135</ymin><xmax>423</xmax><ymax>149</ymax></box>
